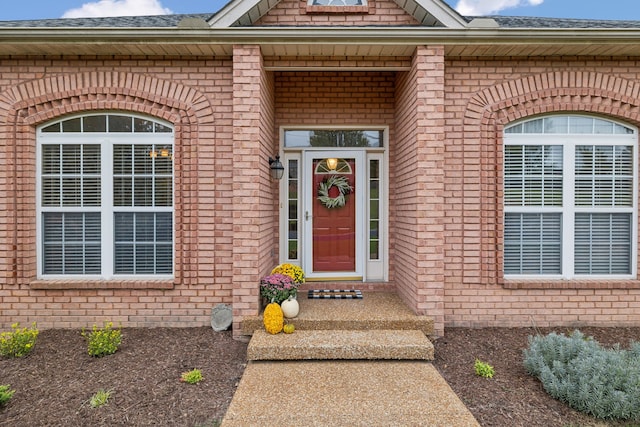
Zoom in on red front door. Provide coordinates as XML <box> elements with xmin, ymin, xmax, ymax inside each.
<box><xmin>312</xmin><ymin>158</ymin><xmax>356</xmax><ymax>272</ymax></box>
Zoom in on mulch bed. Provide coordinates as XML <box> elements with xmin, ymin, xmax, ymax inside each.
<box><xmin>433</xmin><ymin>327</ymin><xmax>640</xmax><ymax>427</ymax></box>
<box><xmin>0</xmin><ymin>327</ymin><xmax>247</xmax><ymax>426</ymax></box>
<box><xmin>1</xmin><ymin>326</ymin><xmax>639</xmax><ymax>426</ymax></box>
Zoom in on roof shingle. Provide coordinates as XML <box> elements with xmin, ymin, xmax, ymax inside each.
<box><xmin>0</xmin><ymin>13</ymin><xmax>213</xmax><ymax>28</ymax></box>
<box><xmin>0</xmin><ymin>12</ymin><xmax>639</xmax><ymax>29</ymax></box>
<box><xmin>488</xmin><ymin>15</ymin><xmax>640</xmax><ymax>29</ymax></box>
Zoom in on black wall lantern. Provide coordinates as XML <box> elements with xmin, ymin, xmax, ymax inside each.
<box><xmin>269</xmin><ymin>155</ymin><xmax>284</xmax><ymax>180</ymax></box>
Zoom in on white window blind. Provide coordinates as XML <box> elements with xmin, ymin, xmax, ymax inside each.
<box><xmin>41</xmin><ymin>144</ymin><xmax>101</xmax><ymax>207</ymax></box>
<box><xmin>504</xmin><ymin>145</ymin><xmax>563</xmax><ymax>207</ymax></box>
<box><xmin>504</xmin><ymin>213</ymin><xmax>562</xmax><ymax>274</ymax></box>
<box><xmin>114</xmin><ymin>212</ymin><xmax>173</xmax><ymax>274</ymax></box>
<box><xmin>575</xmin><ymin>145</ymin><xmax>633</xmax><ymax>207</ymax></box>
<box><xmin>575</xmin><ymin>213</ymin><xmax>631</xmax><ymax>274</ymax></box>
<box><xmin>42</xmin><ymin>212</ymin><xmax>101</xmax><ymax>275</ymax></box>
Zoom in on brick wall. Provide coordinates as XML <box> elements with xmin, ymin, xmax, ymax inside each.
<box><xmin>273</xmin><ymin>70</ymin><xmax>396</xmax><ymax>127</ymax></box>
<box><xmin>443</xmin><ymin>58</ymin><xmax>640</xmax><ymax>329</ymax></box>
<box><xmin>0</xmin><ymin>56</ymin><xmax>239</xmax><ymax>329</ymax></box>
<box><xmin>4</xmin><ymin>50</ymin><xmax>640</xmax><ymax>335</ymax></box>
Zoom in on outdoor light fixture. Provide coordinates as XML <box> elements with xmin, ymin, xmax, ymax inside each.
<box><xmin>269</xmin><ymin>155</ymin><xmax>285</xmax><ymax>180</ymax></box>
<box><xmin>326</xmin><ymin>158</ymin><xmax>339</xmax><ymax>171</ymax></box>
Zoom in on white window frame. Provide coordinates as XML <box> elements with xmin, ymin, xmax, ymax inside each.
<box><xmin>36</xmin><ymin>113</ymin><xmax>174</xmax><ymax>280</ymax></box>
<box><xmin>504</xmin><ymin>115</ymin><xmax>637</xmax><ymax>280</ymax></box>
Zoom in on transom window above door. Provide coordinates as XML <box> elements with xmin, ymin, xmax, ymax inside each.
<box><xmin>284</xmin><ymin>130</ymin><xmax>383</xmax><ymax>148</ymax></box>
<box><xmin>503</xmin><ymin>115</ymin><xmax>637</xmax><ymax>279</ymax></box>
<box><xmin>37</xmin><ymin>113</ymin><xmax>174</xmax><ymax>280</ymax></box>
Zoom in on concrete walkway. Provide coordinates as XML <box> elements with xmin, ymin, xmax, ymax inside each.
<box><xmin>221</xmin><ymin>359</ymin><xmax>480</xmax><ymax>426</ymax></box>
<box><xmin>224</xmin><ymin>292</ymin><xmax>480</xmax><ymax>426</ymax></box>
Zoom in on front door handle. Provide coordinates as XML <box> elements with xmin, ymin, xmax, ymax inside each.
<box><xmin>305</xmin><ymin>211</ymin><xmax>310</xmax><ymax>221</ymax></box>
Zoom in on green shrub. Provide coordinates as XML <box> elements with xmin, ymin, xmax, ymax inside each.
<box><xmin>523</xmin><ymin>330</ymin><xmax>640</xmax><ymax>421</ymax></box>
<box><xmin>474</xmin><ymin>359</ymin><xmax>495</xmax><ymax>378</ymax></box>
<box><xmin>81</xmin><ymin>322</ymin><xmax>122</xmax><ymax>357</ymax></box>
<box><xmin>89</xmin><ymin>389</ymin><xmax>112</xmax><ymax>408</ymax></box>
<box><xmin>0</xmin><ymin>322</ymin><xmax>38</xmax><ymax>358</ymax></box>
<box><xmin>0</xmin><ymin>385</ymin><xmax>15</xmax><ymax>406</ymax></box>
<box><xmin>180</xmin><ymin>368</ymin><xmax>203</xmax><ymax>384</ymax></box>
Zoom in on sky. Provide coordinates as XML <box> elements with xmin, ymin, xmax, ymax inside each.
<box><xmin>1</xmin><ymin>0</ymin><xmax>640</xmax><ymax>22</ymax></box>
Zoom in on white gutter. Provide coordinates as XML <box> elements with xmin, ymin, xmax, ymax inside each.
<box><xmin>1</xmin><ymin>27</ymin><xmax>640</xmax><ymax>44</ymax></box>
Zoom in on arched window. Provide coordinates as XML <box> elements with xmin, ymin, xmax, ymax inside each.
<box><xmin>37</xmin><ymin>113</ymin><xmax>174</xmax><ymax>279</ymax></box>
<box><xmin>504</xmin><ymin>115</ymin><xmax>637</xmax><ymax>279</ymax></box>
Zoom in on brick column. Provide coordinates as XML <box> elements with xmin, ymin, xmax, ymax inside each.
<box><xmin>416</xmin><ymin>46</ymin><xmax>445</xmax><ymax>336</ymax></box>
<box><xmin>231</xmin><ymin>45</ymin><xmax>274</xmax><ymax>337</ymax></box>
<box><xmin>395</xmin><ymin>46</ymin><xmax>446</xmax><ymax>336</ymax></box>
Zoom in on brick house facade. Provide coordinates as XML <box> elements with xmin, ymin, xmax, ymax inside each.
<box><xmin>1</xmin><ymin>0</ymin><xmax>640</xmax><ymax>337</ymax></box>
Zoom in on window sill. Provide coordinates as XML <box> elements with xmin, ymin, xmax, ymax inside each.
<box><xmin>30</xmin><ymin>280</ymin><xmax>175</xmax><ymax>290</ymax></box>
<box><xmin>503</xmin><ymin>279</ymin><xmax>640</xmax><ymax>290</ymax></box>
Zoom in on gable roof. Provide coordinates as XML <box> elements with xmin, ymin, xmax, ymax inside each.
<box><xmin>207</xmin><ymin>0</ymin><xmax>468</xmax><ymax>28</ymax></box>
<box><xmin>1</xmin><ymin>13</ymin><xmax>639</xmax><ymax>30</ymax></box>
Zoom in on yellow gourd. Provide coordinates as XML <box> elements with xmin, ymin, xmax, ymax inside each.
<box><xmin>263</xmin><ymin>302</ymin><xmax>284</xmax><ymax>334</ymax></box>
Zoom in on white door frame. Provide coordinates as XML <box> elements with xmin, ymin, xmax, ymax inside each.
<box><xmin>278</xmin><ymin>126</ymin><xmax>389</xmax><ymax>282</ymax></box>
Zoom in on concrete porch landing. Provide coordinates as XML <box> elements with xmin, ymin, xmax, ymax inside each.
<box><xmin>242</xmin><ymin>291</ymin><xmax>435</xmax><ymax>338</ymax></box>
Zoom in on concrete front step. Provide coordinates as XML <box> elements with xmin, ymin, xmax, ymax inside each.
<box><xmin>242</xmin><ymin>292</ymin><xmax>435</xmax><ymax>338</ymax></box>
<box><xmin>247</xmin><ymin>329</ymin><xmax>434</xmax><ymax>361</ymax></box>
<box><xmin>242</xmin><ymin>316</ymin><xmax>434</xmax><ymax>337</ymax></box>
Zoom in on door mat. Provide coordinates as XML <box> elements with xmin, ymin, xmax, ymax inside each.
<box><xmin>308</xmin><ymin>289</ymin><xmax>363</xmax><ymax>299</ymax></box>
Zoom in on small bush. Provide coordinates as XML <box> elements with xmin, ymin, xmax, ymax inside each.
<box><xmin>82</xmin><ymin>322</ymin><xmax>122</xmax><ymax>357</ymax></box>
<box><xmin>474</xmin><ymin>359</ymin><xmax>495</xmax><ymax>378</ymax></box>
<box><xmin>89</xmin><ymin>389</ymin><xmax>112</xmax><ymax>408</ymax></box>
<box><xmin>523</xmin><ymin>330</ymin><xmax>640</xmax><ymax>421</ymax></box>
<box><xmin>0</xmin><ymin>322</ymin><xmax>38</xmax><ymax>358</ymax></box>
<box><xmin>180</xmin><ymin>368</ymin><xmax>203</xmax><ymax>384</ymax></box>
<box><xmin>0</xmin><ymin>385</ymin><xmax>15</xmax><ymax>407</ymax></box>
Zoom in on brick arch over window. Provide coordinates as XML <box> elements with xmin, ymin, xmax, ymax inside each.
<box><xmin>461</xmin><ymin>71</ymin><xmax>640</xmax><ymax>285</ymax></box>
<box><xmin>0</xmin><ymin>71</ymin><xmax>215</xmax><ymax>286</ymax></box>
